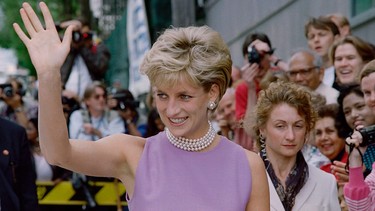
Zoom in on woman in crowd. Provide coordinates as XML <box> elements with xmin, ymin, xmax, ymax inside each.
<box><xmin>334</xmin><ymin>84</ymin><xmax>375</xmax><ymax>177</ymax></box>
<box><xmin>314</xmin><ymin>104</ymin><xmax>348</xmax><ymax>179</ymax></box>
<box><xmin>344</xmin><ymin>60</ymin><xmax>375</xmax><ymax>211</ymax></box>
<box><xmin>329</xmin><ymin>35</ymin><xmax>375</xmax><ymax>89</ymax></box>
<box><xmin>250</xmin><ymin>81</ymin><xmax>340</xmax><ymax>210</ymax></box>
<box><xmin>14</xmin><ymin>2</ymin><xmax>269</xmax><ymax>210</ymax></box>
<box><xmin>144</xmin><ymin>108</ymin><xmax>165</xmax><ymax>138</ymax></box>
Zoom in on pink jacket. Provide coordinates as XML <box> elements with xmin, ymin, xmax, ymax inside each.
<box><xmin>344</xmin><ymin>163</ymin><xmax>375</xmax><ymax>211</ymax></box>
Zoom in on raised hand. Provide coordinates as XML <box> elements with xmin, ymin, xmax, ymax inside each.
<box><xmin>13</xmin><ymin>2</ymin><xmax>73</xmax><ymax>76</ymax></box>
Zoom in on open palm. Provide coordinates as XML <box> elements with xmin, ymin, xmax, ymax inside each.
<box><xmin>13</xmin><ymin>2</ymin><xmax>73</xmax><ymax>76</ymax></box>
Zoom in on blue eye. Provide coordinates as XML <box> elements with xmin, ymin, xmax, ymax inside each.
<box><xmin>157</xmin><ymin>93</ymin><xmax>167</xmax><ymax>99</ymax></box>
<box><xmin>180</xmin><ymin>95</ymin><xmax>191</xmax><ymax>100</ymax></box>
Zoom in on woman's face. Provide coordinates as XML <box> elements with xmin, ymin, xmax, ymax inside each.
<box><xmin>361</xmin><ymin>72</ymin><xmax>375</xmax><ymax>114</ymax></box>
<box><xmin>260</xmin><ymin>103</ymin><xmax>307</xmax><ymax>159</ymax></box>
<box><xmin>343</xmin><ymin>92</ymin><xmax>375</xmax><ymax>129</ymax></box>
<box><xmin>155</xmin><ymin>78</ymin><xmax>218</xmax><ymax>139</ymax></box>
<box><xmin>315</xmin><ymin>117</ymin><xmax>345</xmax><ymax>160</ymax></box>
<box><xmin>334</xmin><ymin>43</ymin><xmax>365</xmax><ymax>85</ymax></box>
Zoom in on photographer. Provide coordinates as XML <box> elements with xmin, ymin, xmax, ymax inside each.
<box><xmin>58</xmin><ymin>19</ymin><xmax>110</xmax><ymax>99</ymax></box>
<box><xmin>234</xmin><ymin>32</ymin><xmax>287</xmax><ymax>151</ymax></box>
<box><xmin>0</xmin><ymin>78</ymin><xmax>38</xmax><ymax>142</ymax></box>
<box><xmin>108</xmin><ymin>89</ymin><xmax>144</xmax><ymax>137</ymax></box>
<box><xmin>343</xmin><ymin>60</ymin><xmax>375</xmax><ymax>210</ymax></box>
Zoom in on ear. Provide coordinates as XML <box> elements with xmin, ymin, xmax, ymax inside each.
<box><xmin>259</xmin><ymin>127</ymin><xmax>266</xmax><ymax>137</ymax></box>
<box><xmin>209</xmin><ymin>84</ymin><xmax>220</xmax><ymax>103</ymax></box>
<box><xmin>333</xmin><ymin>33</ymin><xmax>340</xmax><ymax>42</ymax></box>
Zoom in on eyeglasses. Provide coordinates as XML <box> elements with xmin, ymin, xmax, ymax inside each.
<box><xmin>93</xmin><ymin>94</ymin><xmax>107</xmax><ymax>100</ymax></box>
<box><xmin>286</xmin><ymin>66</ymin><xmax>318</xmax><ymax>78</ymax></box>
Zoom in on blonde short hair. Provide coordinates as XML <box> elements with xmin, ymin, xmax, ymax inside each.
<box><xmin>140</xmin><ymin>26</ymin><xmax>232</xmax><ymax>102</ymax></box>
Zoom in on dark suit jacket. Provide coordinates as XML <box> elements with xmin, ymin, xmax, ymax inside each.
<box><xmin>0</xmin><ymin>117</ymin><xmax>39</xmax><ymax>211</ymax></box>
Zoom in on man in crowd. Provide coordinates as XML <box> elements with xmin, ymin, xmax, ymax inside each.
<box><xmin>0</xmin><ymin>117</ymin><xmax>39</xmax><ymax>210</ymax></box>
<box><xmin>287</xmin><ymin>48</ymin><xmax>339</xmax><ymax>104</ymax></box>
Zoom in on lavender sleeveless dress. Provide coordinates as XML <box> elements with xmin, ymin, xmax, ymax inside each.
<box><xmin>128</xmin><ymin>131</ymin><xmax>252</xmax><ymax>210</ymax></box>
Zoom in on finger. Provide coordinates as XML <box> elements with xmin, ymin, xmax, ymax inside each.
<box><xmin>62</xmin><ymin>25</ymin><xmax>74</xmax><ymax>47</ymax></box>
<box><xmin>22</xmin><ymin>2</ymin><xmax>44</xmax><ymax>32</ymax></box>
<box><xmin>333</xmin><ymin>161</ymin><xmax>346</xmax><ymax>167</ymax></box>
<box><xmin>39</xmin><ymin>2</ymin><xmax>56</xmax><ymax>31</ymax></box>
<box><xmin>240</xmin><ymin>63</ymin><xmax>250</xmax><ymax>71</ymax></box>
<box><xmin>13</xmin><ymin>23</ymin><xmax>30</xmax><ymax>45</ymax></box>
<box><xmin>19</xmin><ymin>8</ymin><xmax>36</xmax><ymax>37</ymax></box>
<box><xmin>333</xmin><ymin>167</ymin><xmax>347</xmax><ymax>174</ymax></box>
<box><xmin>335</xmin><ymin>172</ymin><xmax>349</xmax><ymax>181</ymax></box>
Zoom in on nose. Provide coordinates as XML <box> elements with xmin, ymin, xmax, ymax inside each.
<box><xmin>166</xmin><ymin>99</ymin><xmax>181</xmax><ymax>116</ymax></box>
<box><xmin>370</xmin><ymin>92</ymin><xmax>375</xmax><ymax>103</ymax></box>
<box><xmin>338</xmin><ymin>58</ymin><xmax>349</xmax><ymax>67</ymax></box>
<box><xmin>313</xmin><ymin>36</ymin><xmax>320</xmax><ymax>43</ymax></box>
<box><xmin>295</xmin><ymin>72</ymin><xmax>304</xmax><ymax>81</ymax></box>
<box><xmin>351</xmin><ymin>110</ymin><xmax>360</xmax><ymax>119</ymax></box>
<box><xmin>285</xmin><ymin>126</ymin><xmax>295</xmax><ymax>140</ymax></box>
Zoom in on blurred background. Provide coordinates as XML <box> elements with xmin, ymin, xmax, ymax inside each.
<box><xmin>0</xmin><ymin>0</ymin><xmax>374</xmax><ymax>95</ymax></box>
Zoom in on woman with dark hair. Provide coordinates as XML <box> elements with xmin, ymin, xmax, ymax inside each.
<box><xmin>144</xmin><ymin>108</ymin><xmax>165</xmax><ymax>138</ymax></box>
<box><xmin>330</xmin><ymin>84</ymin><xmax>375</xmax><ymax>185</ymax></box>
<box><xmin>344</xmin><ymin>60</ymin><xmax>375</xmax><ymax>210</ymax></box>
<box><xmin>314</xmin><ymin>104</ymin><xmax>348</xmax><ymax>183</ymax></box>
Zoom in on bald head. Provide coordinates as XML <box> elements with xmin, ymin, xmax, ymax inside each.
<box><xmin>287</xmin><ymin>50</ymin><xmax>324</xmax><ymax>90</ymax></box>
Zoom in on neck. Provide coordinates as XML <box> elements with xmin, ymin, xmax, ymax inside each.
<box><xmin>322</xmin><ymin>55</ymin><xmax>331</xmax><ymax>69</ymax></box>
<box><xmin>88</xmin><ymin>109</ymin><xmax>103</xmax><ymax>118</ymax></box>
<box><xmin>266</xmin><ymin>149</ymin><xmax>297</xmax><ymax>183</ymax></box>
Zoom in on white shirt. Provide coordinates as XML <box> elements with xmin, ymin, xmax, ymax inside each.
<box><xmin>322</xmin><ymin>66</ymin><xmax>335</xmax><ymax>87</ymax></box>
<box><xmin>65</xmin><ymin>55</ymin><xmax>93</xmax><ymax>99</ymax></box>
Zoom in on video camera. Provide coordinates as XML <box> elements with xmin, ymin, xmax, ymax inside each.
<box><xmin>0</xmin><ymin>83</ymin><xmax>14</xmax><ymax>98</ymax></box>
<box><xmin>359</xmin><ymin>125</ymin><xmax>375</xmax><ymax>147</ymax></box>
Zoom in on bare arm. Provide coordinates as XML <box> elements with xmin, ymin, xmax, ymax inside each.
<box><xmin>13</xmin><ymin>2</ymin><xmax>143</xmax><ymax>183</ymax></box>
<box><xmin>245</xmin><ymin>150</ymin><xmax>270</xmax><ymax>211</ymax></box>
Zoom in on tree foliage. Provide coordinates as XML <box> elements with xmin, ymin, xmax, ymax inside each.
<box><xmin>0</xmin><ymin>0</ymin><xmax>83</xmax><ymax>76</ymax></box>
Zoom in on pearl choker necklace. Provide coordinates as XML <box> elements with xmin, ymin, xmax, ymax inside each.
<box><xmin>166</xmin><ymin>121</ymin><xmax>216</xmax><ymax>151</ymax></box>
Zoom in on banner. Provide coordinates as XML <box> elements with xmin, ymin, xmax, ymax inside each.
<box><xmin>127</xmin><ymin>0</ymin><xmax>151</xmax><ymax>97</ymax></box>
<box><xmin>37</xmin><ymin>181</ymin><xmax>127</xmax><ymax>206</ymax></box>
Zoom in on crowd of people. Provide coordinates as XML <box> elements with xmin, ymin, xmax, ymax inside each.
<box><xmin>1</xmin><ymin>2</ymin><xmax>375</xmax><ymax>210</ymax></box>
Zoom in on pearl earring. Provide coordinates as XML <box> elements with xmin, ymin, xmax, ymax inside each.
<box><xmin>208</xmin><ymin>101</ymin><xmax>216</xmax><ymax>110</ymax></box>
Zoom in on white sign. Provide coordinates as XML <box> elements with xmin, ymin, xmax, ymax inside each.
<box><xmin>127</xmin><ymin>0</ymin><xmax>151</xmax><ymax>97</ymax></box>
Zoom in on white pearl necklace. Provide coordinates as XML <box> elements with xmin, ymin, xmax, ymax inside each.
<box><xmin>166</xmin><ymin>121</ymin><xmax>216</xmax><ymax>151</ymax></box>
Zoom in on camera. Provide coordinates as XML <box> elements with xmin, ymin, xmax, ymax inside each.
<box><xmin>0</xmin><ymin>83</ymin><xmax>14</xmax><ymax>98</ymax></box>
<box><xmin>112</xmin><ymin>92</ymin><xmax>139</xmax><ymax>111</ymax></box>
<box><xmin>72</xmin><ymin>31</ymin><xmax>93</xmax><ymax>43</ymax></box>
<box><xmin>247</xmin><ymin>45</ymin><xmax>261</xmax><ymax>64</ymax></box>
<box><xmin>359</xmin><ymin>125</ymin><xmax>375</xmax><ymax>147</ymax></box>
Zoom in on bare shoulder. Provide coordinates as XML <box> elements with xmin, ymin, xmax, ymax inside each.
<box><xmin>102</xmin><ymin>133</ymin><xmax>146</xmax><ymax>157</ymax></box>
<box><xmin>243</xmin><ymin>149</ymin><xmax>265</xmax><ymax>170</ymax></box>
<box><xmin>97</xmin><ymin>134</ymin><xmax>146</xmax><ymax>178</ymax></box>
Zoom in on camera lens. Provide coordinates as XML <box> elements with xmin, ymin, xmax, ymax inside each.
<box><xmin>3</xmin><ymin>87</ymin><xmax>13</xmax><ymax>97</ymax></box>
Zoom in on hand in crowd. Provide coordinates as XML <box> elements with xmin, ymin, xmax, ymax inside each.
<box><xmin>83</xmin><ymin>123</ymin><xmax>102</xmax><ymax>137</ymax></box>
<box><xmin>251</xmin><ymin>39</ymin><xmax>272</xmax><ymax>53</ymax></box>
<box><xmin>241</xmin><ymin>63</ymin><xmax>259</xmax><ymax>85</ymax></box>
<box><xmin>345</xmin><ymin>130</ymin><xmax>368</xmax><ymax>168</ymax></box>
<box><xmin>331</xmin><ymin>161</ymin><xmax>349</xmax><ymax>186</ymax></box>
